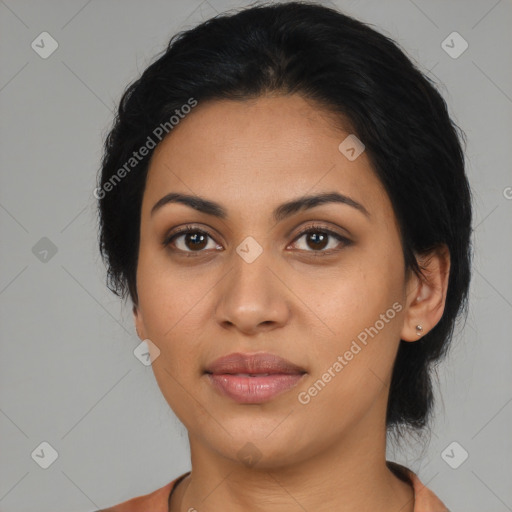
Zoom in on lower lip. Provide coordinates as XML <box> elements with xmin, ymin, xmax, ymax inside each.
<box><xmin>206</xmin><ymin>373</ymin><xmax>306</xmax><ymax>403</ymax></box>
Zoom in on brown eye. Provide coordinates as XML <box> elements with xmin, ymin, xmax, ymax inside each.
<box><xmin>179</xmin><ymin>231</ymin><xmax>209</xmax><ymax>251</ymax></box>
<box><xmin>303</xmin><ymin>232</ymin><xmax>329</xmax><ymax>251</ymax></box>
<box><xmin>163</xmin><ymin>223</ymin><xmax>351</xmax><ymax>256</ymax></box>
<box><xmin>163</xmin><ymin>225</ymin><xmax>220</xmax><ymax>254</ymax></box>
<box><xmin>291</xmin><ymin>225</ymin><xmax>351</xmax><ymax>254</ymax></box>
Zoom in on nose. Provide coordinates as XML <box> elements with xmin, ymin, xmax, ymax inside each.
<box><xmin>214</xmin><ymin>246</ymin><xmax>291</xmax><ymax>335</ymax></box>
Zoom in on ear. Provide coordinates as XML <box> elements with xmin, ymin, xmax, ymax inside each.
<box><xmin>133</xmin><ymin>303</ymin><xmax>146</xmax><ymax>340</ymax></box>
<box><xmin>401</xmin><ymin>244</ymin><xmax>451</xmax><ymax>342</ymax></box>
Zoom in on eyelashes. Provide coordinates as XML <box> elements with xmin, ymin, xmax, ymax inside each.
<box><xmin>291</xmin><ymin>224</ymin><xmax>352</xmax><ymax>254</ymax></box>
<box><xmin>163</xmin><ymin>224</ymin><xmax>220</xmax><ymax>254</ymax></box>
<box><xmin>162</xmin><ymin>223</ymin><xmax>352</xmax><ymax>257</ymax></box>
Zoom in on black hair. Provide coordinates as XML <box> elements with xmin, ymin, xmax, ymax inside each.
<box><xmin>97</xmin><ymin>0</ymin><xmax>472</xmax><ymax>437</ymax></box>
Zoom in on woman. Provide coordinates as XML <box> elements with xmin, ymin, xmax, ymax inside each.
<box><xmin>95</xmin><ymin>2</ymin><xmax>471</xmax><ymax>510</ymax></box>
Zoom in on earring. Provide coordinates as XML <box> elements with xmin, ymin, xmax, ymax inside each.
<box><xmin>415</xmin><ymin>324</ymin><xmax>423</xmax><ymax>336</ymax></box>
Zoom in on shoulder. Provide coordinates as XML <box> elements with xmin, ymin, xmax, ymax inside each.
<box><xmin>97</xmin><ymin>471</ymin><xmax>191</xmax><ymax>512</ymax></box>
<box><xmin>387</xmin><ymin>461</ymin><xmax>450</xmax><ymax>512</ymax></box>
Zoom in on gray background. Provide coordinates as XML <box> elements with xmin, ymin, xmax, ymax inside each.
<box><xmin>0</xmin><ymin>0</ymin><xmax>511</xmax><ymax>510</ymax></box>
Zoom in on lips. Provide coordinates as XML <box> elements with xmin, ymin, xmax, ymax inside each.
<box><xmin>204</xmin><ymin>352</ymin><xmax>307</xmax><ymax>403</ymax></box>
<box><xmin>204</xmin><ymin>352</ymin><xmax>306</xmax><ymax>375</ymax></box>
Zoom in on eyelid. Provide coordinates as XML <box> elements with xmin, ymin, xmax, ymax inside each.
<box><xmin>162</xmin><ymin>224</ymin><xmax>221</xmax><ymax>248</ymax></box>
<box><xmin>290</xmin><ymin>222</ymin><xmax>351</xmax><ymax>242</ymax></box>
<box><xmin>163</xmin><ymin>222</ymin><xmax>352</xmax><ymax>253</ymax></box>
<box><xmin>287</xmin><ymin>223</ymin><xmax>352</xmax><ymax>254</ymax></box>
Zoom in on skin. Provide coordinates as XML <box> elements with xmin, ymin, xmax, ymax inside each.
<box><xmin>133</xmin><ymin>94</ymin><xmax>450</xmax><ymax>512</ymax></box>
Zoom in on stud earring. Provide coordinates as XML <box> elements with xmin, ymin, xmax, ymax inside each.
<box><xmin>415</xmin><ymin>324</ymin><xmax>423</xmax><ymax>336</ymax></box>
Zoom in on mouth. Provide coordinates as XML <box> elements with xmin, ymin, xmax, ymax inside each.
<box><xmin>209</xmin><ymin>373</ymin><xmax>280</xmax><ymax>377</ymax></box>
<box><xmin>205</xmin><ymin>372</ymin><xmax>306</xmax><ymax>403</ymax></box>
<box><xmin>203</xmin><ymin>351</ymin><xmax>307</xmax><ymax>403</ymax></box>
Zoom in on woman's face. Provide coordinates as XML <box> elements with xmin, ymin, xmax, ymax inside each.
<box><xmin>134</xmin><ymin>94</ymin><xmax>417</xmax><ymax>468</ymax></box>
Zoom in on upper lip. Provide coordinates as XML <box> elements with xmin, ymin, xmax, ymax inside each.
<box><xmin>204</xmin><ymin>352</ymin><xmax>306</xmax><ymax>375</ymax></box>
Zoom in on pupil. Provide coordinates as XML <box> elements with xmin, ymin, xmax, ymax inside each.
<box><xmin>308</xmin><ymin>232</ymin><xmax>328</xmax><ymax>250</ymax></box>
<box><xmin>186</xmin><ymin>232</ymin><xmax>207</xmax><ymax>250</ymax></box>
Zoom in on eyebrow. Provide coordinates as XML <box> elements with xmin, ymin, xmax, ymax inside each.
<box><xmin>150</xmin><ymin>191</ymin><xmax>370</xmax><ymax>221</ymax></box>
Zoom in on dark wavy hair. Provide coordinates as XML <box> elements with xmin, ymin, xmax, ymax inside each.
<box><xmin>97</xmin><ymin>1</ymin><xmax>472</xmax><ymax>437</ymax></box>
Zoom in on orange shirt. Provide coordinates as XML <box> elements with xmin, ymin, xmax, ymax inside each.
<box><xmin>99</xmin><ymin>462</ymin><xmax>449</xmax><ymax>512</ymax></box>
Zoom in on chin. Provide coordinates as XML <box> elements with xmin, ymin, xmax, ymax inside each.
<box><xmin>203</xmin><ymin>424</ymin><xmax>312</xmax><ymax>469</ymax></box>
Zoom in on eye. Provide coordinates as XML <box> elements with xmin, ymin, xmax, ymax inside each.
<box><xmin>163</xmin><ymin>223</ymin><xmax>351</xmax><ymax>256</ymax></box>
<box><xmin>162</xmin><ymin>224</ymin><xmax>221</xmax><ymax>255</ymax></box>
<box><xmin>290</xmin><ymin>224</ymin><xmax>351</xmax><ymax>255</ymax></box>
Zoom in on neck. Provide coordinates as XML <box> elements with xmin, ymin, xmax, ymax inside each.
<box><xmin>170</xmin><ymin>393</ymin><xmax>414</xmax><ymax>512</ymax></box>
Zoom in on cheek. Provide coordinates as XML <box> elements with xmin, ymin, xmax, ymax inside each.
<box><xmin>136</xmin><ymin>248</ymin><xmax>211</xmax><ymax>340</ymax></box>
<box><xmin>299</xmin><ymin>253</ymin><xmax>403</xmax><ymax>341</ymax></box>
<box><xmin>294</xmin><ymin>280</ymin><xmax>404</xmax><ymax>436</ymax></box>
<box><xmin>134</xmin><ymin>268</ymin><xmax>207</xmax><ymax>418</ymax></box>
<box><xmin>136</xmin><ymin>258</ymin><xmax>208</xmax><ymax>421</ymax></box>
<box><xmin>298</xmin><ymin>249</ymin><xmax>405</xmax><ymax>389</ymax></box>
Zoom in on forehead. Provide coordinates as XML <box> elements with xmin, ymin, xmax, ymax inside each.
<box><xmin>143</xmin><ymin>94</ymin><xmax>391</xmax><ymax>221</ymax></box>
